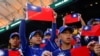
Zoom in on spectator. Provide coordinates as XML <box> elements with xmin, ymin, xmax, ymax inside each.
<box><xmin>52</xmin><ymin>25</ymin><xmax>73</xmax><ymax>56</ymax></box>
<box><xmin>8</xmin><ymin>32</ymin><xmax>20</xmax><ymax>49</ymax></box>
<box><xmin>8</xmin><ymin>32</ymin><xmax>23</xmax><ymax>56</ymax></box>
<box><xmin>87</xmin><ymin>18</ymin><xmax>100</xmax><ymax>25</ymax></box>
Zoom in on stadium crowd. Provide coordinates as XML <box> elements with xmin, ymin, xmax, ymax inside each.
<box><xmin>0</xmin><ymin>7</ymin><xmax>100</xmax><ymax>56</ymax></box>
<box><xmin>1</xmin><ymin>13</ymin><xmax>100</xmax><ymax>56</ymax></box>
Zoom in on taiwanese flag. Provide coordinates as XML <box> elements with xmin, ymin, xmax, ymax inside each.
<box><xmin>71</xmin><ymin>46</ymin><xmax>90</xmax><ymax>56</ymax></box>
<box><xmin>27</xmin><ymin>3</ymin><xmax>54</xmax><ymax>22</ymax></box>
<box><xmin>64</xmin><ymin>13</ymin><xmax>80</xmax><ymax>24</ymax></box>
<box><xmin>81</xmin><ymin>24</ymin><xmax>100</xmax><ymax>36</ymax></box>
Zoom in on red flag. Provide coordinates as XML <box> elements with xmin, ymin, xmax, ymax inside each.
<box><xmin>8</xmin><ymin>50</ymin><xmax>21</xmax><ymax>56</ymax></box>
<box><xmin>81</xmin><ymin>24</ymin><xmax>100</xmax><ymax>36</ymax></box>
<box><xmin>27</xmin><ymin>3</ymin><xmax>54</xmax><ymax>22</ymax></box>
<box><xmin>71</xmin><ymin>46</ymin><xmax>90</xmax><ymax>56</ymax></box>
<box><xmin>65</xmin><ymin>13</ymin><xmax>80</xmax><ymax>24</ymax></box>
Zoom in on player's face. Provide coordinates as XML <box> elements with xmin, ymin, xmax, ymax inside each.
<box><xmin>31</xmin><ymin>34</ymin><xmax>42</xmax><ymax>44</ymax></box>
<box><xmin>9</xmin><ymin>36</ymin><xmax>20</xmax><ymax>47</ymax></box>
<box><xmin>59</xmin><ymin>30</ymin><xmax>72</xmax><ymax>44</ymax></box>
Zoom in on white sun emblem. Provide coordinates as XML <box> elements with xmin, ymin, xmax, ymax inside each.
<box><xmin>84</xmin><ymin>26</ymin><xmax>89</xmax><ymax>30</ymax></box>
<box><xmin>57</xmin><ymin>52</ymin><xmax>65</xmax><ymax>56</ymax></box>
<box><xmin>31</xmin><ymin>6</ymin><xmax>37</xmax><ymax>10</ymax></box>
<box><xmin>73</xmin><ymin>14</ymin><xmax>77</xmax><ymax>17</ymax></box>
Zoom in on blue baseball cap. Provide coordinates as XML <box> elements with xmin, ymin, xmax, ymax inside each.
<box><xmin>9</xmin><ymin>32</ymin><xmax>19</xmax><ymax>39</ymax></box>
<box><xmin>44</xmin><ymin>28</ymin><xmax>52</xmax><ymax>36</ymax></box>
<box><xmin>59</xmin><ymin>26</ymin><xmax>73</xmax><ymax>34</ymax></box>
<box><xmin>29</xmin><ymin>30</ymin><xmax>43</xmax><ymax>40</ymax></box>
<box><xmin>87</xmin><ymin>18</ymin><xmax>100</xmax><ymax>25</ymax></box>
<box><xmin>94</xmin><ymin>18</ymin><xmax>100</xmax><ymax>21</ymax></box>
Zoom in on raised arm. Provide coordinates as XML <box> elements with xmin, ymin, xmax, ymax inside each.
<box><xmin>78</xmin><ymin>14</ymin><xmax>86</xmax><ymax>26</ymax></box>
<box><xmin>19</xmin><ymin>20</ymin><xmax>27</xmax><ymax>52</ymax></box>
<box><xmin>50</xmin><ymin>10</ymin><xmax>57</xmax><ymax>41</ymax></box>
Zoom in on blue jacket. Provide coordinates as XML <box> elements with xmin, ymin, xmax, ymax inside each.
<box><xmin>24</xmin><ymin>45</ymin><xmax>43</xmax><ymax>56</ymax></box>
<box><xmin>19</xmin><ymin>20</ymin><xmax>43</xmax><ymax>56</ymax></box>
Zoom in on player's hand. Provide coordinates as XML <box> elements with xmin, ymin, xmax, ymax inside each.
<box><xmin>53</xmin><ymin>10</ymin><xmax>57</xmax><ymax>19</ymax></box>
<box><xmin>87</xmin><ymin>41</ymin><xmax>96</xmax><ymax>50</ymax></box>
<box><xmin>94</xmin><ymin>43</ymin><xmax>100</xmax><ymax>56</ymax></box>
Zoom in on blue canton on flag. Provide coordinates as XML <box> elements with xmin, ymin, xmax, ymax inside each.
<box><xmin>82</xmin><ymin>26</ymin><xmax>91</xmax><ymax>31</ymax></box>
<box><xmin>71</xmin><ymin>13</ymin><xmax>78</xmax><ymax>18</ymax></box>
<box><xmin>27</xmin><ymin>3</ymin><xmax>41</xmax><ymax>12</ymax></box>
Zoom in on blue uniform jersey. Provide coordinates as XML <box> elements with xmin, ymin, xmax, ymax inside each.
<box><xmin>43</xmin><ymin>23</ymin><xmax>58</xmax><ymax>52</ymax></box>
<box><xmin>24</xmin><ymin>45</ymin><xmax>43</xmax><ymax>56</ymax></box>
<box><xmin>19</xmin><ymin>20</ymin><xmax>43</xmax><ymax>56</ymax></box>
<box><xmin>52</xmin><ymin>48</ymin><xmax>71</xmax><ymax>56</ymax></box>
<box><xmin>43</xmin><ymin>40</ymin><xmax>58</xmax><ymax>52</ymax></box>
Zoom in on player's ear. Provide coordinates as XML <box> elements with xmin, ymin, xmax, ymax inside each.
<box><xmin>29</xmin><ymin>39</ymin><xmax>33</xmax><ymax>45</ymax></box>
<box><xmin>9</xmin><ymin>39</ymin><xmax>11</xmax><ymax>43</ymax></box>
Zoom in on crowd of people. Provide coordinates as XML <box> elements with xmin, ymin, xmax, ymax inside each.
<box><xmin>0</xmin><ymin>11</ymin><xmax>100</xmax><ymax>56</ymax></box>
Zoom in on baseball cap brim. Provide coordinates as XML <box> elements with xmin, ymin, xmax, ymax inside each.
<box><xmin>61</xmin><ymin>27</ymin><xmax>73</xmax><ymax>33</ymax></box>
<box><xmin>10</xmin><ymin>32</ymin><xmax>19</xmax><ymax>39</ymax></box>
<box><xmin>29</xmin><ymin>30</ymin><xmax>43</xmax><ymax>39</ymax></box>
<box><xmin>59</xmin><ymin>26</ymin><xmax>73</xmax><ymax>34</ymax></box>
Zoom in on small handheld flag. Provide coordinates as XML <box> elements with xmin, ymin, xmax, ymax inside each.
<box><xmin>81</xmin><ymin>24</ymin><xmax>100</xmax><ymax>36</ymax></box>
<box><xmin>27</xmin><ymin>3</ymin><xmax>54</xmax><ymax>22</ymax></box>
<box><xmin>65</xmin><ymin>13</ymin><xmax>80</xmax><ymax>24</ymax></box>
